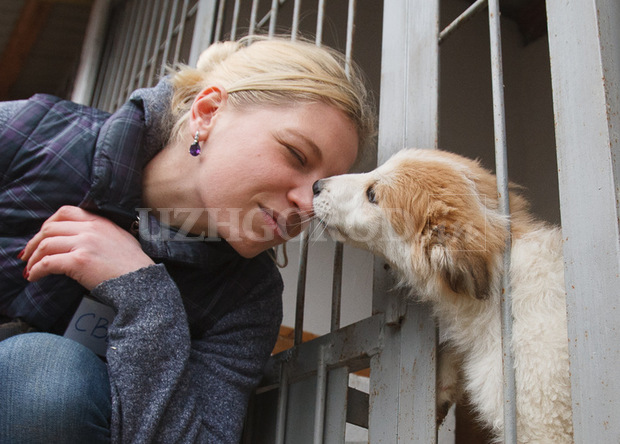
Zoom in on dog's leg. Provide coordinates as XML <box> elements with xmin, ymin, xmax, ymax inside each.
<box><xmin>436</xmin><ymin>342</ymin><xmax>463</xmax><ymax>425</ymax></box>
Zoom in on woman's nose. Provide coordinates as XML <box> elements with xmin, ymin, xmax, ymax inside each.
<box><xmin>289</xmin><ymin>181</ymin><xmax>316</xmax><ymax>214</ymax></box>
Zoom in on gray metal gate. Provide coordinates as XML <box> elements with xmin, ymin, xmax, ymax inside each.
<box><xmin>72</xmin><ymin>0</ymin><xmax>620</xmax><ymax>442</ymax></box>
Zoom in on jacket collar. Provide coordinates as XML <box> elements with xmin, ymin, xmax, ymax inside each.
<box><xmin>83</xmin><ymin>79</ymin><xmax>242</xmax><ymax>267</ymax></box>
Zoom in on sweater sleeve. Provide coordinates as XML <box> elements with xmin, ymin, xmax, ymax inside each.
<box><xmin>91</xmin><ymin>263</ymin><xmax>283</xmax><ymax>444</ymax></box>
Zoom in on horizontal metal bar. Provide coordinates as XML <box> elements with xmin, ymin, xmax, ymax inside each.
<box><xmin>439</xmin><ymin>0</ymin><xmax>487</xmax><ymax>44</ymax></box>
<box><xmin>258</xmin><ymin>313</ymin><xmax>385</xmax><ymax>392</ymax></box>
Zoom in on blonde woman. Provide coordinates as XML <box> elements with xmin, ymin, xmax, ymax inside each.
<box><xmin>0</xmin><ymin>36</ymin><xmax>375</xmax><ymax>443</ymax></box>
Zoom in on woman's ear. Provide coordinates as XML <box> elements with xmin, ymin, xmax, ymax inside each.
<box><xmin>189</xmin><ymin>85</ymin><xmax>228</xmax><ymax>137</ymax></box>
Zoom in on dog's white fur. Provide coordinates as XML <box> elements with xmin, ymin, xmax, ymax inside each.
<box><xmin>313</xmin><ymin>149</ymin><xmax>572</xmax><ymax>443</ymax></box>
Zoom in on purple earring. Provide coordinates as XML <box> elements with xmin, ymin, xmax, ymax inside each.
<box><xmin>189</xmin><ymin>131</ymin><xmax>201</xmax><ymax>156</ymax></box>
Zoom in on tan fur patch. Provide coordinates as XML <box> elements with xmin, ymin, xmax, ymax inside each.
<box><xmin>379</xmin><ymin>154</ymin><xmax>511</xmax><ymax>300</ymax></box>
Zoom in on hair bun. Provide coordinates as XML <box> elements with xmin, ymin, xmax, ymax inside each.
<box><xmin>196</xmin><ymin>41</ymin><xmax>241</xmax><ymax>72</ymax></box>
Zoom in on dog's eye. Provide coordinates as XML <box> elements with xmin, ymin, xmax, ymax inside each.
<box><xmin>366</xmin><ymin>185</ymin><xmax>377</xmax><ymax>204</ymax></box>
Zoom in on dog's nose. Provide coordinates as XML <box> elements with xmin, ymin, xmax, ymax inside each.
<box><xmin>312</xmin><ymin>179</ymin><xmax>322</xmax><ymax>196</ymax></box>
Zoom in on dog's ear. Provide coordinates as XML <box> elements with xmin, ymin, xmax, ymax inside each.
<box><xmin>426</xmin><ymin>223</ymin><xmax>492</xmax><ymax>300</ymax></box>
<box><xmin>440</xmin><ymin>251</ymin><xmax>491</xmax><ymax>300</ymax></box>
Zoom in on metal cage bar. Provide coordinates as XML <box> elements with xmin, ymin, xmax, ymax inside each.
<box><xmin>268</xmin><ymin>0</ymin><xmax>279</xmax><ymax>36</ymax></box>
<box><xmin>213</xmin><ymin>0</ymin><xmax>226</xmax><ymax>43</ymax></box>
<box><xmin>136</xmin><ymin>0</ymin><xmax>162</xmax><ymax>87</ymax></box>
<box><xmin>71</xmin><ymin>0</ymin><xmax>113</xmax><ymax>105</ymax></box>
<box><xmin>157</xmin><ymin>0</ymin><xmax>180</xmax><ymax>79</ymax></box>
<box><xmin>105</xmin><ymin>1</ymin><xmax>137</xmax><ymax>110</ymax></box>
<box><xmin>330</xmin><ymin>242</ymin><xmax>343</xmax><ymax>332</ymax></box>
<box><xmin>312</xmin><ymin>345</ymin><xmax>328</xmax><ymax>443</ymax></box>
<box><xmin>249</xmin><ymin>0</ymin><xmax>259</xmax><ymax>36</ymax></box>
<box><xmin>171</xmin><ymin>0</ymin><xmax>191</xmax><ymax>65</ymax></box>
<box><xmin>487</xmin><ymin>0</ymin><xmax>517</xmax><ymax>442</ymax></box>
<box><xmin>147</xmin><ymin>0</ymin><xmax>171</xmax><ymax>86</ymax></box>
<box><xmin>291</xmin><ymin>0</ymin><xmax>302</xmax><ymax>40</ymax></box>
<box><xmin>438</xmin><ymin>0</ymin><xmax>486</xmax><ymax>44</ymax></box>
<box><xmin>315</xmin><ymin>0</ymin><xmax>325</xmax><ymax>46</ymax></box>
<box><xmin>230</xmin><ymin>0</ymin><xmax>241</xmax><ymax>40</ymax></box>
<box><xmin>188</xmin><ymin>0</ymin><xmax>218</xmax><ymax>67</ymax></box>
<box><xmin>294</xmin><ymin>230</ymin><xmax>310</xmax><ymax>346</ymax></box>
<box><xmin>344</xmin><ymin>0</ymin><xmax>356</xmax><ymax>77</ymax></box>
<box><xmin>114</xmin><ymin>0</ymin><xmax>143</xmax><ymax>109</ymax></box>
<box><xmin>371</xmin><ymin>1</ymin><xmax>439</xmax><ymax>442</ymax></box>
<box><xmin>547</xmin><ymin>0</ymin><xmax>620</xmax><ymax>441</ymax></box>
<box><xmin>124</xmin><ymin>0</ymin><xmax>155</xmax><ymax>97</ymax></box>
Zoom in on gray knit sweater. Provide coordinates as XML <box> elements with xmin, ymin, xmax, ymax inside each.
<box><xmin>0</xmin><ymin>80</ymin><xmax>284</xmax><ymax>443</ymax></box>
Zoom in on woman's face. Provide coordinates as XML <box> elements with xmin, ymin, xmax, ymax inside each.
<box><xmin>194</xmin><ymin>100</ymin><xmax>359</xmax><ymax>258</ymax></box>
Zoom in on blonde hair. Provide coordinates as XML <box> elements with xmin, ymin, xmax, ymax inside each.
<box><xmin>170</xmin><ymin>36</ymin><xmax>376</xmax><ymax>169</ymax></box>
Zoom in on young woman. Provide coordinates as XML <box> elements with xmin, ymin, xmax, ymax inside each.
<box><xmin>0</xmin><ymin>36</ymin><xmax>375</xmax><ymax>443</ymax></box>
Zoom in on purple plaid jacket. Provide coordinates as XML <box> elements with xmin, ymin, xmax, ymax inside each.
<box><xmin>0</xmin><ymin>85</ymin><xmax>283</xmax><ymax>443</ymax></box>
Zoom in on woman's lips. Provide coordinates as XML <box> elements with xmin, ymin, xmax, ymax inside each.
<box><xmin>260</xmin><ymin>207</ymin><xmax>285</xmax><ymax>238</ymax></box>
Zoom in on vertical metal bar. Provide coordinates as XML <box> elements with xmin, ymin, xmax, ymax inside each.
<box><xmin>136</xmin><ymin>0</ymin><xmax>161</xmax><ymax>86</ymax></box>
<box><xmin>315</xmin><ymin>0</ymin><xmax>325</xmax><ymax>46</ymax></box>
<box><xmin>172</xmin><ymin>0</ymin><xmax>191</xmax><ymax>64</ymax></box>
<box><xmin>268</xmin><ymin>0</ymin><xmax>279</xmax><ymax>37</ymax></box>
<box><xmin>248</xmin><ymin>0</ymin><xmax>259</xmax><ymax>37</ymax></box>
<box><xmin>100</xmin><ymin>1</ymin><xmax>129</xmax><ymax>110</ymax></box>
<box><xmin>159</xmin><ymin>0</ymin><xmax>181</xmax><ymax>77</ymax></box>
<box><xmin>213</xmin><ymin>0</ymin><xmax>226</xmax><ymax>42</ymax></box>
<box><xmin>547</xmin><ymin>0</ymin><xmax>620</xmax><ymax>441</ymax></box>
<box><xmin>101</xmin><ymin>4</ymin><xmax>129</xmax><ymax>108</ymax></box>
<box><xmin>115</xmin><ymin>0</ymin><xmax>143</xmax><ymax>107</ymax></box>
<box><xmin>275</xmin><ymin>364</ymin><xmax>290</xmax><ymax>444</ymax></box>
<box><xmin>147</xmin><ymin>0</ymin><xmax>170</xmax><ymax>85</ymax></box>
<box><xmin>294</xmin><ymin>229</ymin><xmax>309</xmax><ymax>345</ymax></box>
<box><xmin>71</xmin><ymin>0</ymin><xmax>113</xmax><ymax>105</ymax></box>
<box><xmin>230</xmin><ymin>0</ymin><xmax>241</xmax><ymax>40</ymax></box>
<box><xmin>344</xmin><ymin>0</ymin><xmax>356</xmax><ymax>77</ymax></box>
<box><xmin>372</xmin><ymin>0</ymin><xmax>439</xmax><ymax>442</ymax></box>
<box><xmin>188</xmin><ymin>0</ymin><xmax>218</xmax><ymax>66</ymax></box>
<box><xmin>126</xmin><ymin>0</ymin><xmax>155</xmax><ymax>94</ymax></box>
<box><xmin>291</xmin><ymin>0</ymin><xmax>302</xmax><ymax>40</ymax></box>
<box><xmin>91</xmin><ymin>23</ymin><xmax>115</xmax><ymax>108</ymax></box>
<box><xmin>323</xmin><ymin>366</ymin><xmax>349</xmax><ymax>444</ymax></box>
<box><xmin>107</xmin><ymin>0</ymin><xmax>138</xmax><ymax>110</ymax></box>
<box><xmin>330</xmin><ymin>242</ymin><xmax>343</xmax><ymax>332</ymax></box>
<box><xmin>312</xmin><ymin>346</ymin><xmax>327</xmax><ymax>444</ymax></box>
<box><xmin>487</xmin><ymin>1</ymin><xmax>517</xmax><ymax>442</ymax></box>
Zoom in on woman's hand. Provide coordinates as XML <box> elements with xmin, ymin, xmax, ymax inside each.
<box><xmin>20</xmin><ymin>206</ymin><xmax>155</xmax><ymax>291</ymax></box>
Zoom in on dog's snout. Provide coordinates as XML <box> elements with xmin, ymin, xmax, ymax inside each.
<box><xmin>312</xmin><ymin>179</ymin><xmax>323</xmax><ymax>196</ymax></box>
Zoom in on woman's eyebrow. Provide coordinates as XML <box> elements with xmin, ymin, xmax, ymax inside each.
<box><xmin>283</xmin><ymin>129</ymin><xmax>323</xmax><ymax>162</ymax></box>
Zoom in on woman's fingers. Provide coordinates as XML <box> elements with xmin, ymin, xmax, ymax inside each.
<box><xmin>21</xmin><ymin>206</ymin><xmax>98</xmax><ymax>262</ymax></box>
<box><xmin>20</xmin><ymin>205</ymin><xmax>154</xmax><ymax>290</ymax></box>
<box><xmin>26</xmin><ymin>250</ymin><xmax>81</xmax><ymax>284</ymax></box>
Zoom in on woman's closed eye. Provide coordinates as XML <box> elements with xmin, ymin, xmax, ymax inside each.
<box><xmin>284</xmin><ymin>143</ymin><xmax>306</xmax><ymax>166</ymax></box>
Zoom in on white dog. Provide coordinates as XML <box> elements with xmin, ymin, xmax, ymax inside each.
<box><xmin>312</xmin><ymin>148</ymin><xmax>572</xmax><ymax>443</ymax></box>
